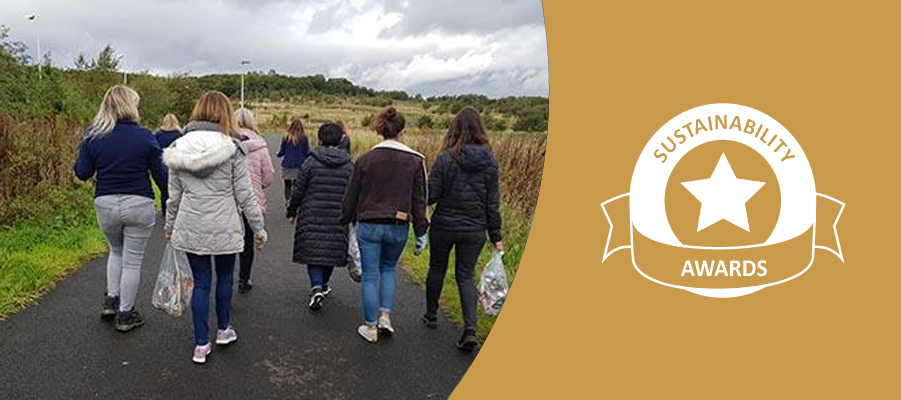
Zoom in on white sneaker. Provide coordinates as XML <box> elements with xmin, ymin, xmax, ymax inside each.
<box><xmin>193</xmin><ymin>343</ymin><xmax>212</xmax><ymax>364</ymax></box>
<box><xmin>215</xmin><ymin>326</ymin><xmax>238</xmax><ymax>346</ymax></box>
<box><xmin>357</xmin><ymin>325</ymin><xmax>378</xmax><ymax>343</ymax></box>
<box><xmin>377</xmin><ymin>312</ymin><xmax>395</xmax><ymax>335</ymax></box>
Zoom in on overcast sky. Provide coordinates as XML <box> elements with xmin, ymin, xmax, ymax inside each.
<box><xmin>1</xmin><ymin>0</ymin><xmax>548</xmax><ymax>98</ymax></box>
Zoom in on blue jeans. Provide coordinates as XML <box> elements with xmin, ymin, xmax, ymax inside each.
<box><xmin>308</xmin><ymin>264</ymin><xmax>334</xmax><ymax>290</ymax></box>
<box><xmin>187</xmin><ymin>253</ymin><xmax>236</xmax><ymax>346</ymax></box>
<box><xmin>357</xmin><ymin>222</ymin><xmax>409</xmax><ymax>326</ymax></box>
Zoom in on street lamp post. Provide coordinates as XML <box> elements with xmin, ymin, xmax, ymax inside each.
<box><xmin>25</xmin><ymin>14</ymin><xmax>41</xmax><ymax>80</ymax></box>
<box><xmin>240</xmin><ymin>60</ymin><xmax>251</xmax><ymax>108</ymax></box>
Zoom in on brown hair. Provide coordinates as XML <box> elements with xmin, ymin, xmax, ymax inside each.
<box><xmin>286</xmin><ymin>117</ymin><xmax>306</xmax><ymax>145</ymax></box>
<box><xmin>190</xmin><ymin>91</ymin><xmax>238</xmax><ymax>138</ymax></box>
<box><xmin>442</xmin><ymin>106</ymin><xmax>491</xmax><ymax>155</ymax></box>
<box><xmin>373</xmin><ymin>107</ymin><xmax>405</xmax><ymax>139</ymax></box>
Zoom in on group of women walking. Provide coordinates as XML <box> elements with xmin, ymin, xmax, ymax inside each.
<box><xmin>74</xmin><ymin>85</ymin><xmax>503</xmax><ymax>364</ymax></box>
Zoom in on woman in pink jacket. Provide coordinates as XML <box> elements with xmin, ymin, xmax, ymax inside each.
<box><xmin>234</xmin><ymin>108</ymin><xmax>275</xmax><ymax>293</ymax></box>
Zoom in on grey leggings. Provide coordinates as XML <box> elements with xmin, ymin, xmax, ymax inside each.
<box><xmin>94</xmin><ymin>195</ymin><xmax>156</xmax><ymax>312</ymax></box>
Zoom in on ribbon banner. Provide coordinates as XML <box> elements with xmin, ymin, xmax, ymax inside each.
<box><xmin>601</xmin><ymin>104</ymin><xmax>845</xmax><ymax>298</ymax></box>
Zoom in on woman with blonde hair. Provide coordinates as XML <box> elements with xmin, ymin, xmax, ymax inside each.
<box><xmin>233</xmin><ymin>107</ymin><xmax>275</xmax><ymax>293</ymax></box>
<box><xmin>155</xmin><ymin>113</ymin><xmax>183</xmax><ymax>148</ymax></box>
<box><xmin>155</xmin><ymin>113</ymin><xmax>183</xmax><ymax>216</ymax></box>
<box><xmin>163</xmin><ymin>91</ymin><xmax>268</xmax><ymax>364</ymax></box>
<box><xmin>276</xmin><ymin>117</ymin><xmax>310</xmax><ymax>203</ymax></box>
<box><xmin>74</xmin><ymin>85</ymin><xmax>167</xmax><ymax>332</ymax></box>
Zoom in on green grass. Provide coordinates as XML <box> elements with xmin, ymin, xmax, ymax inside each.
<box><xmin>0</xmin><ymin>187</ymin><xmax>107</xmax><ymax>319</ymax></box>
<box><xmin>399</xmin><ymin>206</ymin><xmax>531</xmax><ymax>341</ymax></box>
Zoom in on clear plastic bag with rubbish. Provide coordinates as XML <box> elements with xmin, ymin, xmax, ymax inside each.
<box><xmin>478</xmin><ymin>251</ymin><xmax>508</xmax><ymax>316</ymax></box>
<box><xmin>151</xmin><ymin>243</ymin><xmax>194</xmax><ymax>317</ymax></box>
<box><xmin>346</xmin><ymin>224</ymin><xmax>362</xmax><ymax>282</ymax></box>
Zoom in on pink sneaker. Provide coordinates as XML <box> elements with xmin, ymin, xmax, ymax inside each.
<box><xmin>193</xmin><ymin>343</ymin><xmax>212</xmax><ymax>364</ymax></box>
<box><xmin>215</xmin><ymin>326</ymin><xmax>238</xmax><ymax>346</ymax></box>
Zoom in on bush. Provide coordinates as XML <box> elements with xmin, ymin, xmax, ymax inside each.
<box><xmin>485</xmin><ymin>116</ymin><xmax>508</xmax><ymax>132</ymax></box>
<box><xmin>513</xmin><ymin>114</ymin><xmax>548</xmax><ymax>132</ymax></box>
<box><xmin>416</xmin><ymin>115</ymin><xmax>434</xmax><ymax>129</ymax></box>
<box><xmin>360</xmin><ymin>114</ymin><xmax>373</xmax><ymax>128</ymax></box>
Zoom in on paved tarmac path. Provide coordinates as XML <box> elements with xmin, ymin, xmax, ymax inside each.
<box><xmin>0</xmin><ymin>136</ymin><xmax>475</xmax><ymax>399</ymax></box>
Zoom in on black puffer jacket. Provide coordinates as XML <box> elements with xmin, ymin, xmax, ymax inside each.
<box><xmin>428</xmin><ymin>145</ymin><xmax>502</xmax><ymax>243</ymax></box>
<box><xmin>288</xmin><ymin>147</ymin><xmax>354</xmax><ymax>266</ymax></box>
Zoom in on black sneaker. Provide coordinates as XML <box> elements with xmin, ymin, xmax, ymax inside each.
<box><xmin>308</xmin><ymin>289</ymin><xmax>325</xmax><ymax>311</ymax></box>
<box><xmin>321</xmin><ymin>285</ymin><xmax>332</xmax><ymax>297</ymax></box>
<box><xmin>421</xmin><ymin>313</ymin><xmax>438</xmax><ymax>329</ymax></box>
<box><xmin>456</xmin><ymin>330</ymin><xmax>478</xmax><ymax>352</ymax></box>
<box><xmin>238</xmin><ymin>280</ymin><xmax>253</xmax><ymax>294</ymax></box>
<box><xmin>101</xmin><ymin>295</ymin><xmax>119</xmax><ymax>319</ymax></box>
<box><xmin>115</xmin><ymin>309</ymin><xmax>145</xmax><ymax>332</ymax></box>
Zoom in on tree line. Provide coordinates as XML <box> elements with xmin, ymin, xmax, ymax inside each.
<box><xmin>1</xmin><ymin>26</ymin><xmax>548</xmax><ymax>132</ymax></box>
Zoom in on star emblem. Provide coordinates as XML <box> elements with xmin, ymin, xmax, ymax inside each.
<box><xmin>681</xmin><ymin>153</ymin><xmax>765</xmax><ymax>232</ymax></box>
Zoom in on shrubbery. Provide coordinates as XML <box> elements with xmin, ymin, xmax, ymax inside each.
<box><xmin>513</xmin><ymin>114</ymin><xmax>549</xmax><ymax>132</ymax></box>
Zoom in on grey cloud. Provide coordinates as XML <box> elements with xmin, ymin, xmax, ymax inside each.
<box><xmin>380</xmin><ymin>0</ymin><xmax>546</xmax><ymax>37</ymax></box>
<box><xmin>0</xmin><ymin>0</ymin><xmax>548</xmax><ymax>98</ymax></box>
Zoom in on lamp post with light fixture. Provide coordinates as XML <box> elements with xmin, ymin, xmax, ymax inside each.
<box><xmin>24</xmin><ymin>14</ymin><xmax>41</xmax><ymax>80</ymax></box>
<box><xmin>240</xmin><ymin>60</ymin><xmax>251</xmax><ymax>108</ymax></box>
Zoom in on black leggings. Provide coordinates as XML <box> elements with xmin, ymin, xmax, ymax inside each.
<box><xmin>284</xmin><ymin>179</ymin><xmax>294</xmax><ymax>203</ymax></box>
<box><xmin>426</xmin><ymin>229</ymin><xmax>486</xmax><ymax>332</ymax></box>
<box><xmin>239</xmin><ymin>216</ymin><xmax>254</xmax><ymax>283</ymax></box>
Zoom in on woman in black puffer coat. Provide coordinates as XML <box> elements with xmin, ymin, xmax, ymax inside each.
<box><xmin>287</xmin><ymin>123</ymin><xmax>354</xmax><ymax>311</ymax></box>
<box><xmin>423</xmin><ymin>106</ymin><xmax>503</xmax><ymax>352</ymax></box>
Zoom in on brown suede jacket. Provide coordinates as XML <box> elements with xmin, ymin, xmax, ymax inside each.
<box><xmin>341</xmin><ymin>140</ymin><xmax>429</xmax><ymax>237</ymax></box>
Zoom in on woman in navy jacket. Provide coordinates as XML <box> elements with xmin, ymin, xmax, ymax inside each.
<box><xmin>154</xmin><ymin>113</ymin><xmax>182</xmax><ymax>216</ymax></box>
<box><xmin>74</xmin><ymin>85</ymin><xmax>167</xmax><ymax>333</ymax></box>
<box><xmin>277</xmin><ymin>117</ymin><xmax>310</xmax><ymax>203</ymax></box>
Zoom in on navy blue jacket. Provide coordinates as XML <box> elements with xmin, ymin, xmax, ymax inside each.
<box><xmin>154</xmin><ymin>129</ymin><xmax>182</xmax><ymax>149</ymax></box>
<box><xmin>277</xmin><ymin>136</ymin><xmax>310</xmax><ymax>169</ymax></box>
<box><xmin>74</xmin><ymin>120</ymin><xmax>168</xmax><ymax>200</ymax></box>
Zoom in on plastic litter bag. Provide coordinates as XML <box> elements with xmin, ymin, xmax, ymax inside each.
<box><xmin>347</xmin><ymin>224</ymin><xmax>361</xmax><ymax>269</ymax></box>
<box><xmin>346</xmin><ymin>224</ymin><xmax>362</xmax><ymax>282</ymax></box>
<box><xmin>151</xmin><ymin>244</ymin><xmax>193</xmax><ymax>317</ymax></box>
<box><xmin>478</xmin><ymin>251</ymin><xmax>508</xmax><ymax>315</ymax></box>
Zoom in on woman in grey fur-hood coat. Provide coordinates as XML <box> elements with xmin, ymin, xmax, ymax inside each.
<box><xmin>163</xmin><ymin>121</ymin><xmax>266</xmax><ymax>255</ymax></box>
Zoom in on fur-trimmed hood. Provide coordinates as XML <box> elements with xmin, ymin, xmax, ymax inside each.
<box><xmin>163</xmin><ymin>122</ymin><xmax>243</xmax><ymax>177</ymax></box>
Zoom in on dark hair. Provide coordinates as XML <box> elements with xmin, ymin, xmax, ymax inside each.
<box><xmin>318</xmin><ymin>123</ymin><xmax>343</xmax><ymax>147</ymax></box>
<box><xmin>286</xmin><ymin>117</ymin><xmax>305</xmax><ymax>145</ymax></box>
<box><xmin>442</xmin><ymin>106</ymin><xmax>490</xmax><ymax>155</ymax></box>
<box><xmin>373</xmin><ymin>107</ymin><xmax>405</xmax><ymax>139</ymax></box>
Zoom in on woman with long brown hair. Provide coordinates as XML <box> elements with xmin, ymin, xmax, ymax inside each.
<box><xmin>162</xmin><ymin>91</ymin><xmax>267</xmax><ymax>364</ymax></box>
<box><xmin>277</xmin><ymin>117</ymin><xmax>310</xmax><ymax>203</ymax></box>
<box><xmin>422</xmin><ymin>106</ymin><xmax>503</xmax><ymax>351</ymax></box>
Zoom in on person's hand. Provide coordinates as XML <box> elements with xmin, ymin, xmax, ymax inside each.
<box><xmin>414</xmin><ymin>235</ymin><xmax>428</xmax><ymax>256</ymax></box>
<box><xmin>254</xmin><ymin>229</ymin><xmax>269</xmax><ymax>250</ymax></box>
<box><xmin>163</xmin><ymin>231</ymin><xmax>171</xmax><ymax>240</ymax></box>
<box><xmin>494</xmin><ymin>241</ymin><xmax>504</xmax><ymax>253</ymax></box>
<box><xmin>287</xmin><ymin>217</ymin><xmax>295</xmax><ymax>225</ymax></box>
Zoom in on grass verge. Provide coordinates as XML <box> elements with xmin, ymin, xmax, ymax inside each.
<box><xmin>0</xmin><ymin>186</ymin><xmax>107</xmax><ymax>319</ymax></box>
<box><xmin>399</xmin><ymin>206</ymin><xmax>531</xmax><ymax>341</ymax></box>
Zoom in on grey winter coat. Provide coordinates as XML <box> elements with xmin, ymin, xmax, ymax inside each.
<box><xmin>287</xmin><ymin>147</ymin><xmax>353</xmax><ymax>266</ymax></box>
<box><xmin>163</xmin><ymin>122</ymin><xmax>265</xmax><ymax>255</ymax></box>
